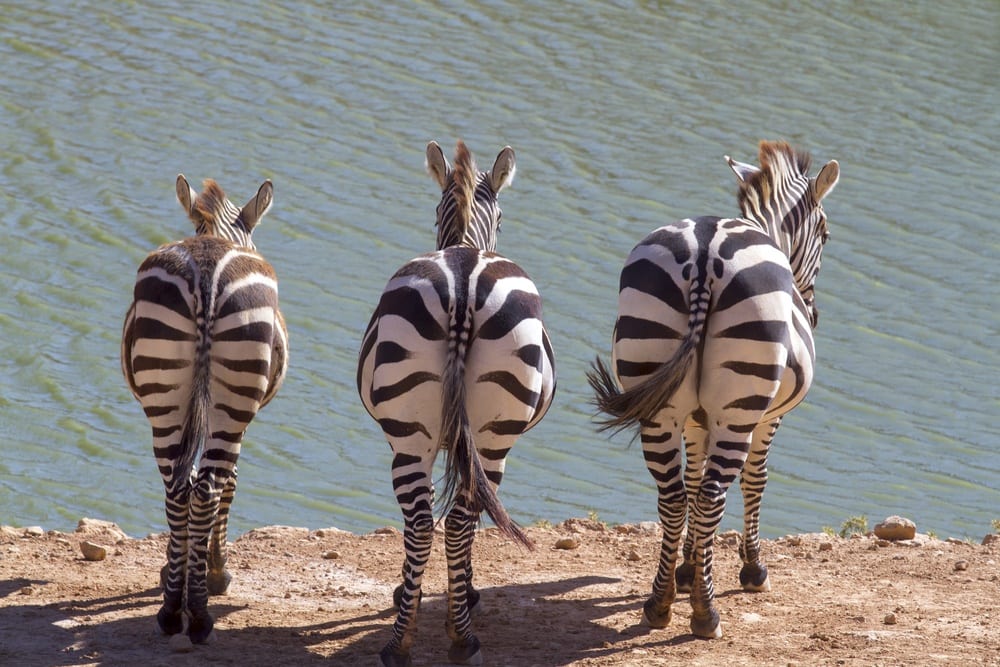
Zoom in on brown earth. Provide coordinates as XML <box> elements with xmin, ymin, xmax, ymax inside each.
<box><xmin>1</xmin><ymin>518</ymin><xmax>998</xmax><ymax>666</ymax></box>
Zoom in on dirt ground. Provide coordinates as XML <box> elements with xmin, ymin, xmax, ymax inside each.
<box><xmin>1</xmin><ymin>518</ymin><xmax>997</xmax><ymax>667</ymax></box>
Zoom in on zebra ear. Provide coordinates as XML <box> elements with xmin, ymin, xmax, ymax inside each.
<box><xmin>176</xmin><ymin>174</ymin><xmax>197</xmax><ymax>215</ymax></box>
<box><xmin>489</xmin><ymin>146</ymin><xmax>516</xmax><ymax>194</ymax></box>
<box><xmin>241</xmin><ymin>180</ymin><xmax>274</xmax><ymax>231</ymax></box>
<box><xmin>813</xmin><ymin>159</ymin><xmax>840</xmax><ymax>202</ymax></box>
<box><xmin>426</xmin><ymin>141</ymin><xmax>450</xmax><ymax>190</ymax></box>
<box><xmin>726</xmin><ymin>156</ymin><xmax>760</xmax><ymax>183</ymax></box>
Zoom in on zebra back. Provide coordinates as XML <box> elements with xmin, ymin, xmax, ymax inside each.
<box><xmin>426</xmin><ymin>140</ymin><xmax>516</xmax><ymax>252</ymax></box>
<box><xmin>729</xmin><ymin>141</ymin><xmax>840</xmax><ymax>327</ymax></box>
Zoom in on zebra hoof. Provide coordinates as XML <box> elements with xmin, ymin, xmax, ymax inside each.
<box><xmin>641</xmin><ymin>597</ymin><xmax>671</xmax><ymax>629</ymax></box>
<box><xmin>378</xmin><ymin>645</ymin><xmax>412</xmax><ymax>667</ymax></box>
<box><xmin>739</xmin><ymin>563</ymin><xmax>771</xmax><ymax>592</ymax></box>
<box><xmin>447</xmin><ymin>635</ymin><xmax>482</xmax><ymax>665</ymax></box>
<box><xmin>188</xmin><ymin>611</ymin><xmax>215</xmax><ymax>644</ymax></box>
<box><xmin>675</xmin><ymin>562</ymin><xmax>694</xmax><ymax>594</ymax></box>
<box><xmin>156</xmin><ymin>605</ymin><xmax>184</xmax><ymax>636</ymax></box>
<box><xmin>207</xmin><ymin>568</ymin><xmax>232</xmax><ymax>596</ymax></box>
<box><xmin>690</xmin><ymin>609</ymin><xmax>722</xmax><ymax>639</ymax></box>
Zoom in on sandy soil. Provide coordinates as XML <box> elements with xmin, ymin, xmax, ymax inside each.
<box><xmin>1</xmin><ymin>518</ymin><xmax>998</xmax><ymax>666</ymax></box>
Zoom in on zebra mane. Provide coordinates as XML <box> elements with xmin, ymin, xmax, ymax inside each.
<box><xmin>451</xmin><ymin>141</ymin><xmax>477</xmax><ymax>238</ymax></box>
<box><xmin>191</xmin><ymin>179</ymin><xmax>240</xmax><ymax>232</ymax></box>
<box><xmin>740</xmin><ymin>141</ymin><xmax>812</xmax><ymax>201</ymax></box>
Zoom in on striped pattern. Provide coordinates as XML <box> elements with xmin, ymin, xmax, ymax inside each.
<box><xmin>358</xmin><ymin>141</ymin><xmax>555</xmax><ymax>667</ymax></box>
<box><xmin>121</xmin><ymin>175</ymin><xmax>288</xmax><ymax>643</ymax></box>
<box><xmin>588</xmin><ymin>141</ymin><xmax>839</xmax><ymax>639</ymax></box>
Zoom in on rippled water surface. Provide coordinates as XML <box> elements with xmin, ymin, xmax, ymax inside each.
<box><xmin>1</xmin><ymin>1</ymin><xmax>996</xmax><ymax>540</ymax></box>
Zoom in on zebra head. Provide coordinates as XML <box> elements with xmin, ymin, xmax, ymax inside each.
<box><xmin>175</xmin><ymin>174</ymin><xmax>274</xmax><ymax>250</ymax></box>
<box><xmin>728</xmin><ymin>141</ymin><xmax>839</xmax><ymax>327</ymax></box>
<box><xmin>425</xmin><ymin>140</ymin><xmax>516</xmax><ymax>252</ymax></box>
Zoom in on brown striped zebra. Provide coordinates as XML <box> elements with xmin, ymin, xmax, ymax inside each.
<box><xmin>588</xmin><ymin>141</ymin><xmax>839</xmax><ymax>639</ymax></box>
<box><xmin>121</xmin><ymin>175</ymin><xmax>288</xmax><ymax>643</ymax></box>
<box><xmin>358</xmin><ymin>141</ymin><xmax>556</xmax><ymax>666</ymax></box>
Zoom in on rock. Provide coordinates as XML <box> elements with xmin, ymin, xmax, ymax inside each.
<box><xmin>76</xmin><ymin>518</ymin><xmax>129</xmax><ymax>543</ymax></box>
<box><xmin>873</xmin><ymin>516</ymin><xmax>916</xmax><ymax>541</ymax></box>
<box><xmin>818</xmin><ymin>542</ymin><xmax>834</xmax><ymax>552</ymax></box>
<box><xmin>80</xmin><ymin>541</ymin><xmax>107</xmax><ymax>561</ymax></box>
<box><xmin>953</xmin><ymin>560</ymin><xmax>969</xmax><ymax>572</ymax></box>
<box><xmin>168</xmin><ymin>633</ymin><xmax>193</xmax><ymax>652</ymax></box>
<box><xmin>322</xmin><ymin>550</ymin><xmax>341</xmax><ymax>560</ymax></box>
<box><xmin>240</xmin><ymin>526</ymin><xmax>310</xmax><ymax>541</ymax></box>
<box><xmin>626</xmin><ymin>549</ymin><xmax>642</xmax><ymax>562</ymax></box>
<box><xmin>883</xmin><ymin>612</ymin><xmax>897</xmax><ymax>625</ymax></box>
<box><xmin>554</xmin><ymin>537</ymin><xmax>580</xmax><ymax>550</ymax></box>
<box><xmin>982</xmin><ymin>534</ymin><xmax>1000</xmax><ymax>546</ymax></box>
<box><xmin>24</xmin><ymin>526</ymin><xmax>44</xmax><ymax>537</ymax></box>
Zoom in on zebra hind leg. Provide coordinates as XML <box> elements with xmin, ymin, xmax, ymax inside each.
<box><xmin>207</xmin><ymin>471</ymin><xmax>237</xmax><ymax>596</ymax></box>
<box><xmin>158</xmin><ymin>481</ymin><xmax>191</xmax><ymax>636</ymax></box>
<box><xmin>183</xmin><ymin>470</ymin><xmax>230</xmax><ymax>644</ymax></box>
<box><xmin>738</xmin><ymin>424</ymin><xmax>776</xmax><ymax>593</ymax></box>
<box><xmin>444</xmin><ymin>497</ymin><xmax>482</xmax><ymax>665</ymax></box>
<box><xmin>380</xmin><ymin>507</ymin><xmax>434</xmax><ymax>667</ymax></box>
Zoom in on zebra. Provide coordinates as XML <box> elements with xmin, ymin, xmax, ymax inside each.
<box><xmin>588</xmin><ymin>140</ymin><xmax>839</xmax><ymax>639</ymax></box>
<box><xmin>357</xmin><ymin>140</ymin><xmax>556</xmax><ymax>666</ymax></box>
<box><xmin>121</xmin><ymin>175</ymin><xmax>288</xmax><ymax>643</ymax></box>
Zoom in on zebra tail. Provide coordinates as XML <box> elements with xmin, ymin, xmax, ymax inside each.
<box><xmin>439</xmin><ymin>309</ymin><xmax>532</xmax><ymax>549</ymax></box>
<box><xmin>588</xmin><ymin>283</ymin><xmax>709</xmax><ymax>435</ymax></box>
<box><xmin>170</xmin><ymin>362</ymin><xmax>210</xmax><ymax>495</ymax></box>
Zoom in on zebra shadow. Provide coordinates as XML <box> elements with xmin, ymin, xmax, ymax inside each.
<box><xmin>306</xmin><ymin>574</ymin><xmax>649</xmax><ymax>666</ymax></box>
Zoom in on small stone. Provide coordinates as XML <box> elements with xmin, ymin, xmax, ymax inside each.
<box><xmin>76</xmin><ymin>518</ymin><xmax>129</xmax><ymax>543</ymax></box>
<box><xmin>554</xmin><ymin>537</ymin><xmax>579</xmax><ymax>550</ymax></box>
<box><xmin>80</xmin><ymin>541</ymin><xmax>107</xmax><ymax>561</ymax></box>
<box><xmin>322</xmin><ymin>550</ymin><xmax>340</xmax><ymax>560</ymax></box>
<box><xmin>953</xmin><ymin>560</ymin><xmax>969</xmax><ymax>572</ymax></box>
<box><xmin>626</xmin><ymin>549</ymin><xmax>642</xmax><ymax>562</ymax></box>
<box><xmin>818</xmin><ymin>542</ymin><xmax>833</xmax><ymax>552</ymax></box>
<box><xmin>168</xmin><ymin>633</ymin><xmax>193</xmax><ymax>652</ymax></box>
<box><xmin>873</xmin><ymin>516</ymin><xmax>916</xmax><ymax>541</ymax></box>
<box><xmin>883</xmin><ymin>612</ymin><xmax>897</xmax><ymax>625</ymax></box>
<box><xmin>982</xmin><ymin>534</ymin><xmax>1000</xmax><ymax>546</ymax></box>
<box><xmin>785</xmin><ymin>536</ymin><xmax>803</xmax><ymax>547</ymax></box>
<box><xmin>24</xmin><ymin>526</ymin><xmax>44</xmax><ymax>537</ymax></box>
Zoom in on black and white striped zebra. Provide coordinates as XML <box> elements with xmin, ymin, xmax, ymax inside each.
<box><xmin>588</xmin><ymin>141</ymin><xmax>839</xmax><ymax>639</ymax></box>
<box><xmin>358</xmin><ymin>140</ymin><xmax>556</xmax><ymax>666</ymax></box>
<box><xmin>121</xmin><ymin>175</ymin><xmax>288</xmax><ymax>643</ymax></box>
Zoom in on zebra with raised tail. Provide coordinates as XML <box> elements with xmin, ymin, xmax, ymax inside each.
<box><xmin>358</xmin><ymin>140</ymin><xmax>556</xmax><ymax>666</ymax></box>
<box><xmin>588</xmin><ymin>141</ymin><xmax>839</xmax><ymax>639</ymax></box>
<box><xmin>121</xmin><ymin>175</ymin><xmax>288</xmax><ymax>643</ymax></box>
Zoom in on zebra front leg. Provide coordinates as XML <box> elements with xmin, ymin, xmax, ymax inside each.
<box><xmin>444</xmin><ymin>496</ymin><xmax>482</xmax><ymax>665</ymax></box>
<box><xmin>640</xmin><ymin>423</ymin><xmax>686</xmax><ymax>629</ymax></box>
<box><xmin>207</xmin><ymin>468</ymin><xmax>237</xmax><ymax>596</ymax></box>
<box><xmin>738</xmin><ymin>420</ymin><xmax>779</xmax><ymax>593</ymax></box>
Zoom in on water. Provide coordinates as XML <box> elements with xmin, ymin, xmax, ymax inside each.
<box><xmin>1</xmin><ymin>1</ymin><xmax>996</xmax><ymax>542</ymax></box>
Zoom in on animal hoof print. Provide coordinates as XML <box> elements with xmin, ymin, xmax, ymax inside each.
<box><xmin>448</xmin><ymin>635</ymin><xmax>482</xmax><ymax>665</ymax></box>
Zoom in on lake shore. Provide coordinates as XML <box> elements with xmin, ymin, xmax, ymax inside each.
<box><xmin>2</xmin><ymin>518</ymin><xmax>998</xmax><ymax>666</ymax></box>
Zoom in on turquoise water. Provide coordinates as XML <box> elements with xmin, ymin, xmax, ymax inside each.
<box><xmin>1</xmin><ymin>1</ymin><xmax>996</xmax><ymax>541</ymax></box>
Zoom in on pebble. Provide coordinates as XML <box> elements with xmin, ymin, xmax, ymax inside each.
<box><xmin>24</xmin><ymin>526</ymin><xmax>44</xmax><ymax>537</ymax></box>
<box><xmin>554</xmin><ymin>537</ymin><xmax>579</xmax><ymax>550</ymax></box>
<box><xmin>80</xmin><ymin>541</ymin><xmax>107</xmax><ymax>562</ymax></box>
<box><xmin>818</xmin><ymin>542</ymin><xmax>833</xmax><ymax>552</ymax></box>
<box><xmin>322</xmin><ymin>550</ymin><xmax>340</xmax><ymax>560</ymax></box>
<box><xmin>883</xmin><ymin>612</ymin><xmax>897</xmax><ymax>625</ymax></box>
<box><xmin>953</xmin><ymin>560</ymin><xmax>969</xmax><ymax>572</ymax></box>
<box><xmin>168</xmin><ymin>633</ymin><xmax>193</xmax><ymax>652</ymax></box>
<box><xmin>626</xmin><ymin>549</ymin><xmax>642</xmax><ymax>562</ymax></box>
<box><xmin>873</xmin><ymin>516</ymin><xmax>916</xmax><ymax>541</ymax></box>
